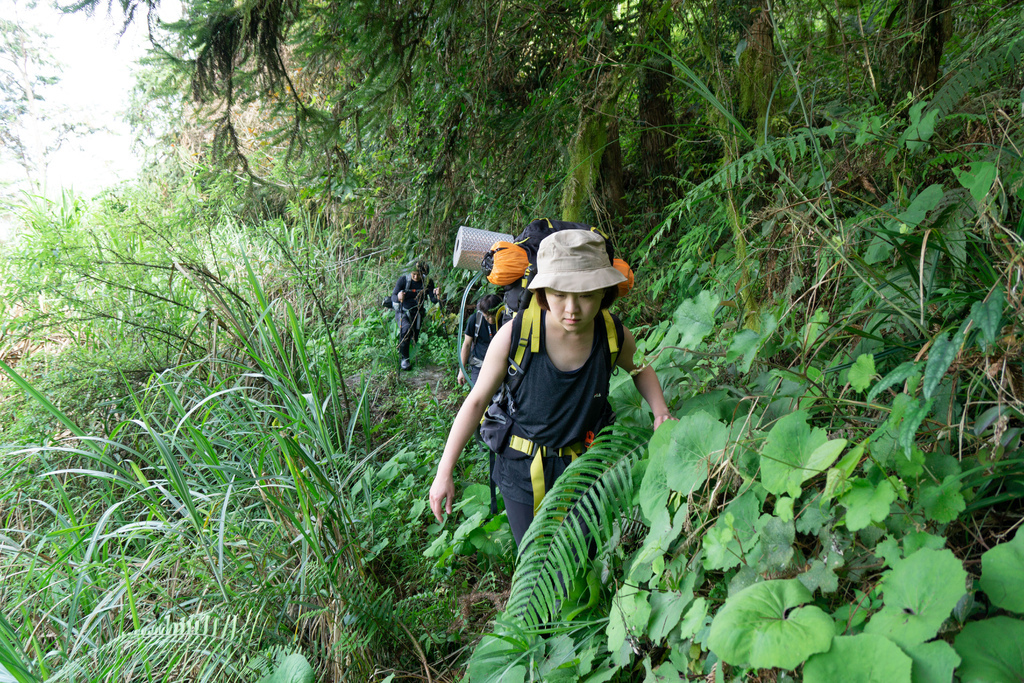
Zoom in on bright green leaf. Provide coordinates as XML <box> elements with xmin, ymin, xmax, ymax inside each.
<box><xmin>758</xmin><ymin>515</ymin><xmax>795</xmax><ymax>571</ymax></box>
<box><xmin>707</xmin><ymin>579</ymin><xmax>834</xmax><ymax>669</ymax></box>
<box><xmin>954</xmin><ymin>161</ymin><xmax>998</xmax><ymax>203</ymax></box>
<box><xmin>890</xmin><ymin>184</ymin><xmax>944</xmax><ymax>230</ymax></box>
<box><xmin>840</xmin><ymin>478</ymin><xmax>896</xmax><ymax>531</ymax></box>
<box><xmin>979</xmin><ymin>528</ymin><xmax>1024</xmax><ymax>614</ymax></box>
<box><xmin>898</xmin><ymin>397</ymin><xmax>935</xmax><ymax>457</ymax></box>
<box><xmin>799</xmin><ymin>558</ymin><xmax>840</xmax><ymax>594</ymax></box>
<box><xmin>629</xmin><ymin>506</ymin><xmax>686</xmax><ymax>582</ymax></box>
<box><xmin>702</xmin><ymin>492</ymin><xmax>763</xmax><ymax>570</ymax></box>
<box><xmin>917</xmin><ymin>474</ymin><xmax>966</xmax><ymax>524</ymax></box>
<box><xmin>824</xmin><ymin>441</ymin><xmax>866</xmax><ymax>502</ymax></box>
<box><xmin>678</xmin><ymin>597</ymin><xmax>707</xmax><ymax>640</ymax></box>
<box><xmin>864</xmin><ymin>548</ymin><xmax>968</xmax><ymax>648</ymax></box>
<box><xmin>867</xmin><ymin>362</ymin><xmax>922</xmax><ymax>405</ymax></box>
<box><xmin>954</xmin><ymin>617</ymin><xmax>1024</xmax><ymax>683</ymax></box>
<box><xmin>638</xmin><ymin>449</ymin><xmax>671</xmax><ymax>521</ymax></box>
<box><xmin>849</xmin><ymin>354</ymin><xmax>877</xmax><ymax>392</ymax></box>
<box><xmin>969</xmin><ymin>289</ymin><xmax>1005</xmax><ymax>352</ymax></box>
<box><xmin>761</xmin><ymin>411</ymin><xmax>831</xmax><ymax>498</ymax></box>
<box><xmin>802</xmin><ymin>309</ymin><xmax>830</xmax><ymax>352</ymax></box>
<box><xmin>903</xmin><ymin>103</ymin><xmax>939</xmax><ymax>153</ymax></box>
<box><xmin>259</xmin><ymin>654</ymin><xmax>314</xmax><ymax>683</ymax></box>
<box><xmin>923</xmin><ymin>332</ymin><xmax>959</xmax><ymax>400</ymax></box>
<box><xmin>663</xmin><ymin>412</ymin><xmax>729</xmax><ymax>495</ymax></box>
<box><xmin>803</xmin><ymin>634</ymin><xmax>912</xmax><ymax>683</ymax></box>
<box><xmin>642</xmin><ymin>655</ymin><xmax>679</xmax><ymax>682</ymax></box>
<box><xmin>672</xmin><ymin>291</ymin><xmax>719</xmax><ymax>350</ymax></box>
<box><xmin>648</xmin><ymin>589</ymin><xmax>690</xmax><ymax>643</ymax></box>
<box><xmin>607</xmin><ymin>584</ymin><xmax>651</xmax><ymax>655</ymax></box>
<box><xmin>904</xmin><ymin>640</ymin><xmax>960</xmax><ymax>683</ymax></box>
<box><xmin>467</xmin><ymin>635</ymin><xmax>528</xmax><ymax>683</ymax></box>
<box><xmin>537</xmin><ymin>634</ymin><xmax>576</xmax><ymax>680</ymax></box>
<box><xmin>776</xmin><ymin>496</ymin><xmax>794</xmax><ymax>523</ymax></box>
<box><xmin>902</xmin><ymin>531</ymin><xmax>946</xmax><ymax>556</ymax></box>
<box><xmin>702</xmin><ymin>518</ymin><xmax>737</xmax><ymax>570</ymax></box>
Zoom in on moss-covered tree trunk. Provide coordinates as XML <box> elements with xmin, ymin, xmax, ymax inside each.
<box><xmin>738</xmin><ymin>9</ymin><xmax>777</xmax><ymax>140</ymax></box>
<box><xmin>561</xmin><ymin>70</ymin><xmax>620</xmax><ymax>224</ymax></box>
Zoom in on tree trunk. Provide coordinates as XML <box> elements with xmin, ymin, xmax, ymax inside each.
<box><xmin>561</xmin><ymin>70</ymin><xmax>619</xmax><ymax>223</ymax></box>
<box><xmin>738</xmin><ymin>9</ymin><xmax>777</xmax><ymax>139</ymax></box>
<box><xmin>598</xmin><ymin>115</ymin><xmax>626</xmax><ymax>228</ymax></box>
<box><xmin>637</xmin><ymin>0</ymin><xmax>676</xmax><ymax>203</ymax></box>
<box><xmin>900</xmin><ymin>0</ymin><xmax>952</xmax><ymax>96</ymax></box>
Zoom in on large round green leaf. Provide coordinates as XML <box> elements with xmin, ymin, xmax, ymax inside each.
<box><xmin>644</xmin><ymin>412</ymin><xmax>728</xmax><ymax>499</ymax></box>
<box><xmin>258</xmin><ymin>654</ymin><xmax>314</xmax><ymax>683</ymax></box>
<box><xmin>864</xmin><ymin>548</ymin><xmax>967</xmax><ymax>648</ymax></box>
<box><xmin>707</xmin><ymin>579</ymin><xmax>834</xmax><ymax>669</ymax></box>
<box><xmin>979</xmin><ymin>528</ymin><xmax>1024</xmax><ymax>614</ymax></box>
<box><xmin>903</xmin><ymin>640</ymin><xmax>960</xmax><ymax>683</ymax></box>
<box><xmin>761</xmin><ymin>410</ymin><xmax>846</xmax><ymax>498</ymax></box>
<box><xmin>803</xmin><ymin>634</ymin><xmax>912</xmax><ymax>683</ymax></box>
<box><xmin>954</xmin><ymin>617</ymin><xmax>1024</xmax><ymax>683</ymax></box>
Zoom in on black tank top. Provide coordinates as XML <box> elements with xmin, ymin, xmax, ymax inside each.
<box><xmin>509</xmin><ymin>310</ymin><xmax>614</xmax><ymax>448</ymax></box>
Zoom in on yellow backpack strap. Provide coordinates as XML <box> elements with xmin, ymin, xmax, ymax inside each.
<box><xmin>528</xmin><ymin>297</ymin><xmax>542</xmax><ymax>354</ymax></box>
<box><xmin>512</xmin><ymin>297</ymin><xmax>541</xmax><ymax>370</ymax></box>
<box><xmin>603</xmin><ymin>309</ymin><xmax>621</xmax><ymax>367</ymax></box>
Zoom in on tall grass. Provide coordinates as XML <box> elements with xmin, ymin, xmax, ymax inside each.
<box><xmin>0</xmin><ymin>199</ymin><xmax>448</xmax><ymax>681</ymax></box>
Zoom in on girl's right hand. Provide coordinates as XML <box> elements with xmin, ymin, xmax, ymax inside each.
<box><xmin>429</xmin><ymin>472</ymin><xmax>455</xmax><ymax>522</ymax></box>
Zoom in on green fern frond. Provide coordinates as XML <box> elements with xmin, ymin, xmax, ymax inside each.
<box><xmin>682</xmin><ymin>127</ymin><xmax>829</xmax><ymax>209</ymax></box>
<box><xmin>505</xmin><ymin>425</ymin><xmax>650</xmax><ymax>628</ymax></box>
<box><xmin>48</xmin><ymin>611</ymin><xmax>277</xmax><ymax>682</ymax></box>
<box><xmin>928</xmin><ymin>30</ymin><xmax>1024</xmax><ymax>118</ymax></box>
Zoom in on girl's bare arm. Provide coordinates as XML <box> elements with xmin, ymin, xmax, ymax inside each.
<box><xmin>429</xmin><ymin>324</ymin><xmax>513</xmax><ymax>521</ymax></box>
<box><xmin>617</xmin><ymin>327</ymin><xmax>674</xmax><ymax>430</ymax></box>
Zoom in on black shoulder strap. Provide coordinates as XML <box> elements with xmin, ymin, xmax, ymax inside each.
<box><xmin>504</xmin><ymin>312</ymin><xmax>524</xmax><ymax>399</ymax></box>
<box><xmin>474</xmin><ymin>310</ymin><xmax>484</xmax><ymax>338</ymax></box>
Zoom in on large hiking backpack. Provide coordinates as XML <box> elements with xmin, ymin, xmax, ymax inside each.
<box><xmin>481</xmin><ymin>218</ymin><xmax>634</xmax><ymax>320</ymax></box>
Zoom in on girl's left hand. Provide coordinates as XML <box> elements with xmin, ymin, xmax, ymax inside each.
<box><xmin>653</xmin><ymin>414</ymin><xmax>676</xmax><ymax>430</ymax></box>
<box><xmin>429</xmin><ymin>472</ymin><xmax>455</xmax><ymax>522</ymax></box>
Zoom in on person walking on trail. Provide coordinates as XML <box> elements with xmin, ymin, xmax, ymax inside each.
<box><xmin>429</xmin><ymin>231</ymin><xmax>674</xmax><ymax>547</ymax></box>
<box><xmin>457</xmin><ymin>294</ymin><xmax>502</xmax><ymax>387</ymax></box>
<box><xmin>393</xmin><ymin>261</ymin><xmax>439</xmax><ymax>371</ymax></box>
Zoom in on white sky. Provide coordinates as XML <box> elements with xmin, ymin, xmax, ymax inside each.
<box><xmin>0</xmin><ymin>0</ymin><xmax>167</xmax><ymax>200</ymax></box>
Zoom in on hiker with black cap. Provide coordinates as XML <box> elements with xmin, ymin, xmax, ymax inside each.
<box><xmin>429</xmin><ymin>230</ymin><xmax>673</xmax><ymax>547</ymax></box>
<box><xmin>457</xmin><ymin>294</ymin><xmax>502</xmax><ymax>387</ymax></box>
<box><xmin>392</xmin><ymin>261</ymin><xmax>439</xmax><ymax>371</ymax></box>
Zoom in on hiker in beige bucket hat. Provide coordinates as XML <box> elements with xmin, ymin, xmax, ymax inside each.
<box><xmin>430</xmin><ymin>228</ymin><xmax>674</xmax><ymax>548</ymax></box>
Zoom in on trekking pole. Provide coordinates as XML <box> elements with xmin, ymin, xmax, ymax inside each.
<box><xmin>457</xmin><ymin>270</ymin><xmax>483</xmax><ymax>388</ymax></box>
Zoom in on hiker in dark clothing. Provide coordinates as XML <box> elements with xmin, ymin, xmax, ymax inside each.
<box><xmin>430</xmin><ymin>231</ymin><xmax>673</xmax><ymax>547</ymax></box>
<box><xmin>393</xmin><ymin>262</ymin><xmax>439</xmax><ymax>370</ymax></box>
<box><xmin>457</xmin><ymin>294</ymin><xmax>502</xmax><ymax>386</ymax></box>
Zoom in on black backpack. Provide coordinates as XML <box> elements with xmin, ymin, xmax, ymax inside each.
<box><xmin>481</xmin><ymin>218</ymin><xmax>617</xmax><ymax>320</ymax></box>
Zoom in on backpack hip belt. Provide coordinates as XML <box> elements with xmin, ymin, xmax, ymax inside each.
<box><xmin>507</xmin><ymin>434</ymin><xmax>584</xmax><ymax>458</ymax></box>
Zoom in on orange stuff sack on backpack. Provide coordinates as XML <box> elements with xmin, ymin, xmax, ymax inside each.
<box><xmin>486</xmin><ymin>241</ymin><xmax>530</xmax><ymax>286</ymax></box>
<box><xmin>613</xmin><ymin>258</ymin><xmax>634</xmax><ymax>297</ymax></box>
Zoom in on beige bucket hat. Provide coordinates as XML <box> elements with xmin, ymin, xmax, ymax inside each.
<box><xmin>528</xmin><ymin>230</ymin><xmax>626</xmax><ymax>293</ymax></box>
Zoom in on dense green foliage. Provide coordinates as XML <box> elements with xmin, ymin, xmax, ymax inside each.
<box><xmin>1</xmin><ymin>0</ymin><xmax>1023</xmax><ymax>679</ymax></box>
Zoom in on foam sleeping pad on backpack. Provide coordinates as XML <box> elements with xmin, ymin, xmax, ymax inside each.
<box><xmin>452</xmin><ymin>226</ymin><xmax>513</xmax><ymax>270</ymax></box>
